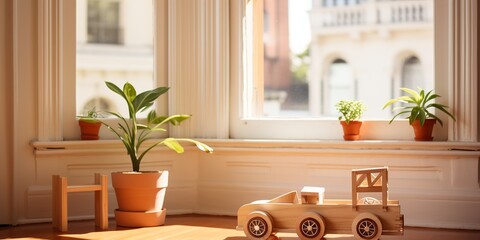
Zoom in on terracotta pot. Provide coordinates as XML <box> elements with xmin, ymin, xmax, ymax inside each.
<box><xmin>340</xmin><ymin>121</ymin><xmax>362</xmax><ymax>141</ymax></box>
<box><xmin>112</xmin><ymin>171</ymin><xmax>169</xmax><ymax>227</ymax></box>
<box><xmin>411</xmin><ymin>119</ymin><xmax>436</xmax><ymax>141</ymax></box>
<box><xmin>78</xmin><ymin>120</ymin><xmax>101</xmax><ymax>140</ymax></box>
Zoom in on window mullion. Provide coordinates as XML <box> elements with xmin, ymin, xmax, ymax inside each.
<box><xmin>168</xmin><ymin>0</ymin><xmax>229</xmax><ymax>139</ymax></box>
<box><xmin>38</xmin><ymin>0</ymin><xmax>72</xmax><ymax>141</ymax></box>
<box><xmin>448</xmin><ymin>0</ymin><xmax>478</xmax><ymax>141</ymax></box>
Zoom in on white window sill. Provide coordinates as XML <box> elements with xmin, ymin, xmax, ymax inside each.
<box><xmin>32</xmin><ymin>139</ymin><xmax>480</xmax><ymax>153</ymax></box>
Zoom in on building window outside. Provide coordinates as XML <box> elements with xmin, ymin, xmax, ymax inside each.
<box><xmin>325</xmin><ymin>58</ymin><xmax>354</xmax><ymax>116</ymax></box>
<box><xmin>87</xmin><ymin>0</ymin><xmax>122</xmax><ymax>44</ymax></box>
<box><xmin>77</xmin><ymin>0</ymin><xmax>155</xmax><ymax>118</ymax></box>
<box><xmin>401</xmin><ymin>56</ymin><xmax>423</xmax><ymax>90</ymax></box>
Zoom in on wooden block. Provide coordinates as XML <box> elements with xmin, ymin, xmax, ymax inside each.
<box><xmin>59</xmin><ymin>176</ymin><xmax>68</xmax><ymax>232</ymax></box>
<box><xmin>301</xmin><ymin>186</ymin><xmax>325</xmax><ymax>204</ymax></box>
<box><xmin>52</xmin><ymin>175</ymin><xmax>59</xmax><ymax>229</ymax></box>
<box><xmin>95</xmin><ymin>173</ymin><xmax>108</xmax><ymax>230</ymax></box>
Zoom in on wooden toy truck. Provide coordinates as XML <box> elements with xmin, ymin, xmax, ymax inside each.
<box><xmin>237</xmin><ymin>167</ymin><xmax>404</xmax><ymax>240</ymax></box>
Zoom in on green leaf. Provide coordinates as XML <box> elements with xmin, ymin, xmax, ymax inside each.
<box><xmin>335</xmin><ymin>100</ymin><xmax>366</xmax><ymax>122</ymax></box>
<box><xmin>401</xmin><ymin>87</ymin><xmax>420</xmax><ymax>99</ymax></box>
<box><xmin>147</xmin><ymin>110</ymin><xmax>157</xmax><ymax>123</ymax></box>
<box><xmin>105</xmin><ymin>81</ymin><xmax>127</xmax><ymax>100</ymax></box>
<box><xmin>429</xmin><ymin>114</ymin><xmax>444</xmax><ymax>126</ymax></box>
<box><xmin>162</xmin><ymin>138</ymin><xmax>184</xmax><ymax>153</ymax></box>
<box><xmin>133</xmin><ymin>87</ymin><xmax>169</xmax><ymax>113</ymax></box>
<box><xmin>123</xmin><ymin>82</ymin><xmax>137</xmax><ymax>103</ymax></box>
<box><xmin>138</xmin><ymin>102</ymin><xmax>154</xmax><ymax>113</ymax></box>
<box><xmin>195</xmin><ymin>142</ymin><xmax>214</xmax><ymax>153</ymax></box>
<box><xmin>136</xmin><ymin>124</ymin><xmax>149</xmax><ymax>130</ymax></box>
<box><xmin>430</xmin><ymin>103</ymin><xmax>456</xmax><ymax>121</ymax></box>
<box><xmin>155</xmin><ymin>114</ymin><xmax>191</xmax><ymax>127</ymax></box>
<box><xmin>424</xmin><ymin>91</ymin><xmax>438</xmax><ymax>104</ymax></box>
<box><xmin>418</xmin><ymin>109</ymin><xmax>426</xmax><ymax>126</ymax></box>
<box><xmin>382</xmin><ymin>98</ymin><xmax>399</xmax><ymax>109</ymax></box>
<box><xmin>411</xmin><ymin>107</ymin><xmax>419</xmax><ymax>120</ymax></box>
<box><xmin>176</xmin><ymin>138</ymin><xmax>214</xmax><ymax>154</ymax></box>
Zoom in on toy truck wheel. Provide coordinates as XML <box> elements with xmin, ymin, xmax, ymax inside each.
<box><xmin>243</xmin><ymin>211</ymin><xmax>273</xmax><ymax>240</ymax></box>
<box><xmin>296</xmin><ymin>212</ymin><xmax>326</xmax><ymax>240</ymax></box>
<box><xmin>352</xmin><ymin>213</ymin><xmax>382</xmax><ymax>240</ymax></box>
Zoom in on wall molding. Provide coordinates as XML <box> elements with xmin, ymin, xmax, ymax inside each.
<box><xmin>26</xmin><ymin>139</ymin><xmax>480</xmax><ymax>229</ymax></box>
<box><xmin>449</xmin><ymin>0</ymin><xmax>478</xmax><ymax>141</ymax></box>
<box><xmin>168</xmin><ymin>0</ymin><xmax>229</xmax><ymax>139</ymax></box>
<box><xmin>37</xmin><ymin>0</ymin><xmax>63</xmax><ymax>141</ymax></box>
<box><xmin>32</xmin><ymin>139</ymin><xmax>480</xmax><ymax>151</ymax></box>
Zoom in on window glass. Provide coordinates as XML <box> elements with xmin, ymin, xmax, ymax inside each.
<box><xmin>257</xmin><ymin>0</ymin><xmax>434</xmax><ymax>120</ymax></box>
<box><xmin>76</xmin><ymin>0</ymin><xmax>154</xmax><ymax>117</ymax></box>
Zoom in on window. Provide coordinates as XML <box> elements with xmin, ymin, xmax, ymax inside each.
<box><xmin>43</xmin><ymin>0</ymin><xmax>169</xmax><ymax>140</ymax></box>
<box><xmin>260</xmin><ymin>0</ymin><xmax>434</xmax><ymax>119</ymax></box>
<box><xmin>76</xmin><ymin>0</ymin><xmax>155</xmax><ymax>118</ymax></box>
<box><xmin>230</xmin><ymin>0</ymin><xmax>446</xmax><ymax>140</ymax></box>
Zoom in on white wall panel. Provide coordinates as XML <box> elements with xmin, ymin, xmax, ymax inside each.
<box><xmin>26</xmin><ymin>140</ymin><xmax>480</xmax><ymax>230</ymax></box>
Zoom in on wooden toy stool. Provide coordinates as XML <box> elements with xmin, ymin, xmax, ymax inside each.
<box><xmin>52</xmin><ymin>173</ymin><xmax>108</xmax><ymax>232</ymax></box>
<box><xmin>301</xmin><ymin>186</ymin><xmax>325</xmax><ymax>204</ymax></box>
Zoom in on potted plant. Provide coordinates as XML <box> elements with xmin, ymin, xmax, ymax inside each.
<box><xmin>383</xmin><ymin>87</ymin><xmax>455</xmax><ymax>141</ymax></box>
<box><xmin>101</xmin><ymin>81</ymin><xmax>213</xmax><ymax>227</ymax></box>
<box><xmin>77</xmin><ymin>107</ymin><xmax>102</xmax><ymax>140</ymax></box>
<box><xmin>335</xmin><ymin>100</ymin><xmax>367</xmax><ymax>141</ymax></box>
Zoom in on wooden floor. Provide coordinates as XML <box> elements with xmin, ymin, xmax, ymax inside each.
<box><xmin>1</xmin><ymin>214</ymin><xmax>479</xmax><ymax>240</ymax></box>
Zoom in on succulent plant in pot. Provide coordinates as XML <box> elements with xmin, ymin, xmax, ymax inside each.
<box><xmin>382</xmin><ymin>87</ymin><xmax>455</xmax><ymax>141</ymax></box>
<box><xmin>335</xmin><ymin>100</ymin><xmax>367</xmax><ymax>141</ymax></box>
<box><xmin>101</xmin><ymin>81</ymin><xmax>212</xmax><ymax>227</ymax></box>
<box><xmin>77</xmin><ymin>107</ymin><xmax>102</xmax><ymax>140</ymax></box>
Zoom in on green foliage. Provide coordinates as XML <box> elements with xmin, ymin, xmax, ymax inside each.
<box><xmin>291</xmin><ymin>45</ymin><xmax>310</xmax><ymax>84</ymax></box>
<box><xmin>77</xmin><ymin>107</ymin><xmax>102</xmax><ymax>123</ymax></box>
<box><xmin>383</xmin><ymin>87</ymin><xmax>456</xmax><ymax>127</ymax></box>
<box><xmin>102</xmin><ymin>81</ymin><xmax>213</xmax><ymax>172</ymax></box>
<box><xmin>335</xmin><ymin>100</ymin><xmax>367</xmax><ymax>124</ymax></box>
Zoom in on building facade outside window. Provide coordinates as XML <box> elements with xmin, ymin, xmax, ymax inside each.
<box><xmin>76</xmin><ymin>0</ymin><xmax>155</xmax><ymax>118</ymax></box>
<box><xmin>256</xmin><ymin>0</ymin><xmax>434</xmax><ymax>120</ymax></box>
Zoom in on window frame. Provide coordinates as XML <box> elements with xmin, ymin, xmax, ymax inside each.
<box><xmin>229</xmin><ymin>0</ymin><xmax>472</xmax><ymax>141</ymax></box>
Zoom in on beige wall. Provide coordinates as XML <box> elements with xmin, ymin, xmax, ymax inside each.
<box><xmin>0</xmin><ymin>0</ymin><xmax>39</xmax><ymax>225</ymax></box>
<box><xmin>0</xmin><ymin>0</ymin><xmax>13</xmax><ymax>225</ymax></box>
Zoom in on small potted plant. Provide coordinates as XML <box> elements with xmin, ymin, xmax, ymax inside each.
<box><xmin>101</xmin><ymin>81</ymin><xmax>212</xmax><ymax>227</ymax></box>
<box><xmin>336</xmin><ymin>100</ymin><xmax>367</xmax><ymax>141</ymax></box>
<box><xmin>77</xmin><ymin>107</ymin><xmax>102</xmax><ymax>140</ymax></box>
<box><xmin>383</xmin><ymin>87</ymin><xmax>455</xmax><ymax>141</ymax></box>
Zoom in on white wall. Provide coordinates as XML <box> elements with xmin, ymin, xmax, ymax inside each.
<box><xmin>30</xmin><ymin>140</ymin><xmax>480</xmax><ymax>230</ymax></box>
<box><xmin>11</xmin><ymin>0</ymin><xmax>40</xmax><ymax>225</ymax></box>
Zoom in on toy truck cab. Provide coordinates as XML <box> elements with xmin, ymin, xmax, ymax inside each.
<box><xmin>237</xmin><ymin>167</ymin><xmax>404</xmax><ymax>240</ymax></box>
